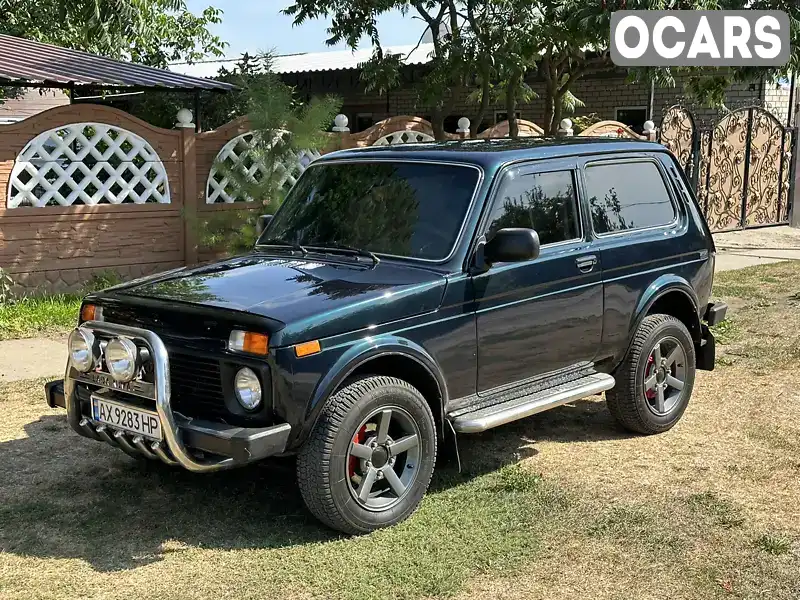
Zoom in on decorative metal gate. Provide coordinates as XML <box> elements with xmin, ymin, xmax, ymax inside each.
<box><xmin>659</xmin><ymin>105</ymin><xmax>796</xmax><ymax>232</ymax></box>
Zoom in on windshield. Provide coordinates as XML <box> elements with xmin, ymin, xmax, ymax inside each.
<box><xmin>258</xmin><ymin>161</ymin><xmax>480</xmax><ymax>261</ymax></box>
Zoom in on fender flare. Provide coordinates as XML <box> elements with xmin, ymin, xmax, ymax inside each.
<box><xmin>629</xmin><ymin>275</ymin><xmax>701</xmax><ymax>344</ymax></box>
<box><xmin>303</xmin><ymin>335</ymin><xmax>449</xmax><ymax>438</ymax></box>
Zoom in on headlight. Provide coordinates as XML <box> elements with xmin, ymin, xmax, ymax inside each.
<box><xmin>105</xmin><ymin>337</ymin><xmax>139</xmax><ymax>382</ymax></box>
<box><xmin>234</xmin><ymin>367</ymin><xmax>262</xmax><ymax>410</ymax></box>
<box><xmin>68</xmin><ymin>329</ymin><xmax>96</xmax><ymax>372</ymax></box>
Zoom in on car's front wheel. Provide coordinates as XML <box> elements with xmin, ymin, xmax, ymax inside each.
<box><xmin>297</xmin><ymin>375</ymin><xmax>437</xmax><ymax>534</ymax></box>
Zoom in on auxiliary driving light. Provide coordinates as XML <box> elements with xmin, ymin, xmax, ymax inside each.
<box><xmin>234</xmin><ymin>367</ymin><xmax>262</xmax><ymax>410</ymax></box>
<box><xmin>105</xmin><ymin>337</ymin><xmax>139</xmax><ymax>383</ymax></box>
<box><xmin>68</xmin><ymin>329</ymin><xmax>96</xmax><ymax>372</ymax></box>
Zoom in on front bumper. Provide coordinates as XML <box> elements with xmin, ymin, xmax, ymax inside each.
<box><xmin>46</xmin><ymin>321</ymin><xmax>291</xmax><ymax>471</ymax></box>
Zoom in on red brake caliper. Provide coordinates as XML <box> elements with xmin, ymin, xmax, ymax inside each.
<box><xmin>645</xmin><ymin>353</ymin><xmax>656</xmax><ymax>400</ymax></box>
<box><xmin>349</xmin><ymin>425</ymin><xmax>368</xmax><ymax>479</ymax></box>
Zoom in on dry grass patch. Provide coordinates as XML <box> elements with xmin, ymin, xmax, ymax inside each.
<box><xmin>1</xmin><ymin>262</ymin><xmax>800</xmax><ymax>599</ymax></box>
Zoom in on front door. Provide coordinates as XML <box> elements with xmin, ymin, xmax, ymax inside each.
<box><xmin>472</xmin><ymin>161</ymin><xmax>604</xmax><ymax>395</ymax></box>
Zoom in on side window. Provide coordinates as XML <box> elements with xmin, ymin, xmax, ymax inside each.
<box><xmin>585</xmin><ymin>161</ymin><xmax>676</xmax><ymax>234</ymax></box>
<box><xmin>486</xmin><ymin>170</ymin><xmax>580</xmax><ymax>246</ymax></box>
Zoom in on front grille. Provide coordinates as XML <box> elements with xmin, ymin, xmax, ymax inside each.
<box><xmin>96</xmin><ymin>301</ymin><xmax>272</xmax><ymax>426</ymax></box>
<box><xmin>169</xmin><ymin>351</ymin><xmax>228</xmax><ymax>420</ymax></box>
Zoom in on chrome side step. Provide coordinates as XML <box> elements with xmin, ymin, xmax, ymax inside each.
<box><xmin>450</xmin><ymin>373</ymin><xmax>615</xmax><ymax>433</ymax></box>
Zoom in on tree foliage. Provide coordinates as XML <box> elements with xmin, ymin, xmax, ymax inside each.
<box><xmin>0</xmin><ymin>0</ymin><xmax>225</xmax><ymax>65</ymax></box>
<box><xmin>284</xmin><ymin>0</ymin><xmax>800</xmax><ymax>137</ymax></box>
<box><xmin>200</xmin><ymin>57</ymin><xmax>342</xmax><ymax>254</ymax></box>
<box><xmin>126</xmin><ymin>54</ymin><xmax>268</xmax><ymax>130</ymax></box>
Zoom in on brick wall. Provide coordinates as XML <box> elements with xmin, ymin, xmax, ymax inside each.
<box><xmin>285</xmin><ymin>68</ymin><xmax>792</xmax><ymax>132</ymax></box>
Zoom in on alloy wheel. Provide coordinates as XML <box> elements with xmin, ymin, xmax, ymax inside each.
<box><xmin>346</xmin><ymin>406</ymin><xmax>421</xmax><ymax>511</ymax></box>
<box><xmin>643</xmin><ymin>335</ymin><xmax>687</xmax><ymax>416</ymax></box>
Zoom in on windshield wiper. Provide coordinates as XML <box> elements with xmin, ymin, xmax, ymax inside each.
<box><xmin>255</xmin><ymin>238</ymin><xmax>308</xmax><ymax>256</ymax></box>
<box><xmin>307</xmin><ymin>242</ymin><xmax>380</xmax><ymax>266</ymax></box>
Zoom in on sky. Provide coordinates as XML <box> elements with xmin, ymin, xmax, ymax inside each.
<box><xmin>184</xmin><ymin>0</ymin><xmax>425</xmax><ymax>57</ymax></box>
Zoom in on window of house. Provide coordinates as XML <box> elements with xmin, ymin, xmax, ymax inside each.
<box><xmin>443</xmin><ymin>115</ymin><xmax>462</xmax><ymax>133</ymax></box>
<box><xmin>585</xmin><ymin>162</ymin><xmax>676</xmax><ymax>235</ymax></box>
<box><xmin>356</xmin><ymin>113</ymin><xmax>374</xmax><ymax>132</ymax></box>
<box><xmin>615</xmin><ymin>107</ymin><xmax>648</xmax><ymax>134</ymax></box>
<box><xmin>494</xmin><ymin>110</ymin><xmax>521</xmax><ymax>124</ymax></box>
<box><xmin>486</xmin><ymin>170</ymin><xmax>580</xmax><ymax>246</ymax></box>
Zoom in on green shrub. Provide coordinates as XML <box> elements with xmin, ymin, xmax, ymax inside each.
<box><xmin>0</xmin><ymin>267</ymin><xmax>15</xmax><ymax>306</ymax></box>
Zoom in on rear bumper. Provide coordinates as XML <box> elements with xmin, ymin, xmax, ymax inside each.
<box><xmin>696</xmin><ymin>301</ymin><xmax>727</xmax><ymax>371</ymax></box>
<box><xmin>46</xmin><ymin>377</ymin><xmax>291</xmax><ymax>466</ymax></box>
<box><xmin>704</xmin><ymin>302</ymin><xmax>728</xmax><ymax>326</ymax></box>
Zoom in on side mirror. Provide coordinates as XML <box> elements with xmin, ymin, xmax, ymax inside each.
<box><xmin>484</xmin><ymin>228</ymin><xmax>540</xmax><ymax>265</ymax></box>
<box><xmin>256</xmin><ymin>214</ymin><xmax>273</xmax><ymax>235</ymax></box>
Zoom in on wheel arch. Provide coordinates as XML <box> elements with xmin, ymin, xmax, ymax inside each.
<box><xmin>632</xmin><ymin>276</ymin><xmax>702</xmax><ymax>344</ymax></box>
<box><xmin>301</xmin><ymin>336</ymin><xmax>448</xmax><ymax>444</ymax></box>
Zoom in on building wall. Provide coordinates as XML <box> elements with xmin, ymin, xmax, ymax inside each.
<box><xmin>284</xmin><ymin>69</ymin><xmax>795</xmax><ymax>132</ymax></box>
<box><xmin>0</xmin><ymin>88</ymin><xmax>70</xmax><ymax>123</ymax></box>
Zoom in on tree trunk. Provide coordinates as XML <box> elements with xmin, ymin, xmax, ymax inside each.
<box><xmin>552</xmin><ymin>93</ymin><xmax>564</xmax><ymax>136</ymax></box>
<box><xmin>471</xmin><ymin>64</ymin><xmax>491</xmax><ymax>137</ymax></box>
<box><xmin>506</xmin><ymin>77</ymin><xmax>519</xmax><ymax>138</ymax></box>
<box><xmin>544</xmin><ymin>84</ymin><xmax>556</xmax><ymax>135</ymax></box>
<box><xmin>431</xmin><ymin>106</ymin><xmax>446</xmax><ymax>140</ymax></box>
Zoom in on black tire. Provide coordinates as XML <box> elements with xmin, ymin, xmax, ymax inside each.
<box><xmin>297</xmin><ymin>375</ymin><xmax>437</xmax><ymax>534</ymax></box>
<box><xmin>607</xmin><ymin>314</ymin><xmax>696</xmax><ymax>435</ymax></box>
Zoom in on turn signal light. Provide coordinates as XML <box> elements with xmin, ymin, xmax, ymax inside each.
<box><xmin>295</xmin><ymin>340</ymin><xmax>321</xmax><ymax>357</ymax></box>
<box><xmin>228</xmin><ymin>330</ymin><xmax>269</xmax><ymax>355</ymax></box>
<box><xmin>80</xmin><ymin>304</ymin><xmax>102</xmax><ymax>323</ymax></box>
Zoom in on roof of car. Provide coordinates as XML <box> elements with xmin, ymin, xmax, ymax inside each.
<box><xmin>318</xmin><ymin>137</ymin><xmax>667</xmax><ymax>169</ymax></box>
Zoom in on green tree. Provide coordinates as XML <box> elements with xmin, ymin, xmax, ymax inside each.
<box><xmin>284</xmin><ymin>0</ymin><xmax>473</xmax><ymax>139</ymax></box>
<box><xmin>127</xmin><ymin>53</ymin><xmax>268</xmax><ymax>130</ymax></box>
<box><xmin>200</xmin><ymin>56</ymin><xmax>341</xmax><ymax>254</ymax></box>
<box><xmin>285</xmin><ymin>0</ymin><xmax>800</xmax><ymax>137</ymax></box>
<box><xmin>570</xmin><ymin>0</ymin><xmax>800</xmax><ymax>121</ymax></box>
<box><xmin>0</xmin><ymin>0</ymin><xmax>224</xmax><ymax>65</ymax></box>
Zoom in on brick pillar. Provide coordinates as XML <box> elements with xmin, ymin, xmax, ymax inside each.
<box><xmin>179</xmin><ymin>124</ymin><xmax>199</xmax><ymax>264</ymax></box>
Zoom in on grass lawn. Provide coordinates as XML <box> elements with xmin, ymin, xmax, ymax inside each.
<box><xmin>0</xmin><ymin>294</ymin><xmax>82</xmax><ymax>340</ymax></box>
<box><xmin>1</xmin><ymin>261</ymin><xmax>799</xmax><ymax>599</ymax></box>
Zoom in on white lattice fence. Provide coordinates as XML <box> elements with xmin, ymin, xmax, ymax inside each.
<box><xmin>373</xmin><ymin>131</ymin><xmax>435</xmax><ymax>145</ymax></box>
<box><xmin>7</xmin><ymin>123</ymin><xmax>170</xmax><ymax>207</ymax></box>
<box><xmin>206</xmin><ymin>131</ymin><xmax>321</xmax><ymax>204</ymax></box>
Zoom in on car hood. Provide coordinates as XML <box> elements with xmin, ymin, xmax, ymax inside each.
<box><xmin>108</xmin><ymin>253</ymin><xmax>447</xmax><ymax>344</ymax></box>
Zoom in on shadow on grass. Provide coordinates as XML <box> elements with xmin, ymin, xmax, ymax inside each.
<box><xmin>0</xmin><ymin>396</ymin><xmax>627</xmax><ymax>572</ymax></box>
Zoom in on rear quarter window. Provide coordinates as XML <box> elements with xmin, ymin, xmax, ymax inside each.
<box><xmin>584</xmin><ymin>161</ymin><xmax>676</xmax><ymax>234</ymax></box>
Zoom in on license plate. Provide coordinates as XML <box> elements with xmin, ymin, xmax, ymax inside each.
<box><xmin>91</xmin><ymin>396</ymin><xmax>162</xmax><ymax>440</ymax></box>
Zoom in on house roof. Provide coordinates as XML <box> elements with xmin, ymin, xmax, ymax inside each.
<box><xmin>169</xmin><ymin>43</ymin><xmax>436</xmax><ymax>78</ymax></box>
<box><xmin>0</xmin><ymin>34</ymin><xmax>236</xmax><ymax>91</ymax></box>
<box><xmin>273</xmin><ymin>43</ymin><xmax>434</xmax><ymax>74</ymax></box>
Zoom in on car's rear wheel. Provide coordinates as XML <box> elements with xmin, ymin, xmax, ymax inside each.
<box><xmin>607</xmin><ymin>314</ymin><xmax>696</xmax><ymax>434</ymax></box>
<box><xmin>297</xmin><ymin>375</ymin><xmax>437</xmax><ymax>534</ymax></box>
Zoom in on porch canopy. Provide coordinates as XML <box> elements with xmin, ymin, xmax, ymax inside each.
<box><xmin>0</xmin><ymin>33</ymin><xmax>236</xmax><ymax>93</ymax></box>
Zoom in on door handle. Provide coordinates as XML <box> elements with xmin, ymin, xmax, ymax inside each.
<box><xmin>575</xmin><ymin>255</ymin><xmax>597</xmax><ymax>273</ymax></box>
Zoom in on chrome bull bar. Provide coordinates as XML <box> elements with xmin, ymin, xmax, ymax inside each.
<box><xmin>66</xmin><ymin>321</ymin><xmax>236</xmax><ymax>472</ymax></box>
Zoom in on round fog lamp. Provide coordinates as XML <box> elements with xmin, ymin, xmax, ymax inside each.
<box><xmin>68</xmin><ymin>329</ymin><xmax>96</xmax><ymax>372</ymax></box>
<box><xmin>234</xmin><ymin>367</ymin><xmax>262</xmax><ymax>410</ymax></box>
<box><xmin>105</xmin><ymin>337</ymin><xmax>139</xmax><ymax>382</ymax></box>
